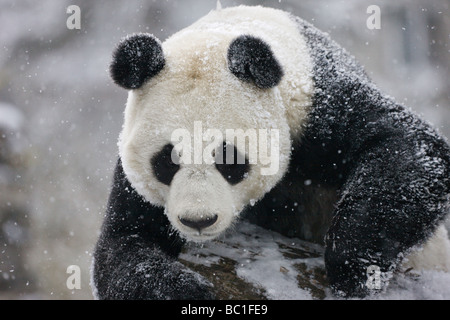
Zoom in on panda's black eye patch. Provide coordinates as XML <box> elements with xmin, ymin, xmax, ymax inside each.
<box><xmin>151</xmin><ymin>144</ymin><xmax>180</xmax><ymax>186</ymax></box>
<box><xmin>215</xmin><ymin>142</ymin><xmax>250</xmax><ymax>185</ymax></box>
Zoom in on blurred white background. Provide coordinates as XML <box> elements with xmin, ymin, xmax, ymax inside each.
<box><xmin>0</xmin><ymin>0</ymin><xmax>448</xmax><ymax>299</ymax></box>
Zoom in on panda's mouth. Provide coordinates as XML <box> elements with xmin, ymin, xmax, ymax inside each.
<box><xmin>179</xmin><ymin>229</ymin><xmax>222</xmax><ymax>242</ymax></box>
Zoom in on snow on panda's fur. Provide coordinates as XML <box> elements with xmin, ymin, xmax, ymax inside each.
<box><xmin>92</xmin><ymin>5</ymin><xmax>450</xmax><ymax>299</ymax></box>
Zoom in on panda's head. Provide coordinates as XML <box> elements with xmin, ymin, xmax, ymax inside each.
<box><xmin>110</xmin><ymin>14</ymin><xmax>311</xmax><ymax>241</ymax></box>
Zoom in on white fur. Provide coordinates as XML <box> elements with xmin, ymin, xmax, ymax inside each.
<box><xmin>118</xmin><ymin>6</ymin><xmax>314</xmax><ymax>241</ymax></box>
<box><xmin>403</xmin><ymin>224</ymin><xmax>450</xmax><ymax>273</ymax></box>
<box><xmin>166</xmin><ymin>164</ymin><xmax>235</xmax><ymax>241</ymax></box>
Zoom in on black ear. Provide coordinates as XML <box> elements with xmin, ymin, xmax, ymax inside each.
<box><xmin>110</xmin><ymin>33</ymin><xmax>165</xmax><ymax>90</ymax></box>
<box><xmin>227</xmin><ymin>35</ymin><xmax>283</xmax><ymax>89</ymax></box>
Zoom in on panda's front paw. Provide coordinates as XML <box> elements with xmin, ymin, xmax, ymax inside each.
<box><xmin>96</xmin><ymin>257</ymin><xmax>215</xmax><ymax>300</ymax></box>
<box><xmin>165</xmin><ymin>266</ymin><xmax>216</xmax><ymax>300</ymax></box>
<box><xmin>328</xmin><ymin>274</ymin><xmax>370</xmax><ymax>299</ymax></box>
<box><xmin>324</xmin><ymin>245</ymin><xmax>381</xmax><ymax>298</ymax></box>
<box><xmin>132</xmin><ymin>260</ymin><xmax>216</xmax><ymax>300</ymax></box>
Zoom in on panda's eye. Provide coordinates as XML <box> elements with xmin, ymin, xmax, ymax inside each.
<box><xmin>215</xmin><ymin>142</ymin><xmax>250</xmax><ymax>185</ymax></box>
<box><xmin>151</xmin><ymin>144</ymin><xmax>180</xmax><ymax>185</ymax></box>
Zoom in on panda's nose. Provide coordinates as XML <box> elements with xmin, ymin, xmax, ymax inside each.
<box><xmin>179</xmin><ymin>214</ymin><xmax>218</xmax><ymax>232</ymax></box>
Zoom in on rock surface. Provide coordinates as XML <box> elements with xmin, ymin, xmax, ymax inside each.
<box><xmin>180</xmin><ymin>221</ymin><xmax>329</xmax><ymax>300</ymax></box>
<box><xmin>180</xmin><ymin>221</ymin><xmax>450</xmax><ymax>300</ymax></box>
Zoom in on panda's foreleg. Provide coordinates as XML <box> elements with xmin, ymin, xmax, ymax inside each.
<box><xmin>92</xmin><ymin>160</ymin><xmax>215</xmax><ymax>300</ymax></box>
<box><xmin>93</xmin><ymin>235</ymin><xmax>214</xmax><ymax>300</ymax></box>
<box><xmin>324</xmin><ymin>135</ymin><xmax>449</xmax><ymax>298</ymax></box>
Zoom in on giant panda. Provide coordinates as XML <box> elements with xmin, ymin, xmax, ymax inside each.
<box><xmin>92</xmin><ymin>5</ymin><xmax>450</xmax><ymax>299</ymax></box>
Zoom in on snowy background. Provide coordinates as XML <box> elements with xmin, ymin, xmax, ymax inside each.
<box><xmin>0</xmin><ymin>0</ymin><xmax>448</xmax><ymax>299</ymax></box>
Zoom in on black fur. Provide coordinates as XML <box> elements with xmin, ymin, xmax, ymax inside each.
<box><xmin>215</xmin><ymin>142</ymin><xmax>250</xmax><ymax>185</ymax></box>
<box><xmin>227</xmin><ymin>35</ymin><xmax>283</xmax><ymax>89</ymax></box>
<box><xmin>92</xmin><ymin>159</ymin><xmax>214</xmax><ymax>300</ymax></box>
<box><xmin>151</xmin><ymin>144</ymin><xmax>180</xmax><ymax>186</ymax></box>
<box><xmin>110</xmin><ymin>33</ymin><xmax>165</xmax><ymax>89</ymax></box>
<box><xmin>299</xmin><ymin>19</ymin><xmax>449</xmax><ymax>297</ymax></box>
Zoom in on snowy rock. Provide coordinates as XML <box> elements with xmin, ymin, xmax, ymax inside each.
<box><xmin>180</xmin><ymin>221</ymin><xmax>450</xmax><ymax>300</ymax></box>
<box><xmin>180</xmin><ymin>221</ymin><xmax>328</xmax><ymax>299</ymax></box>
